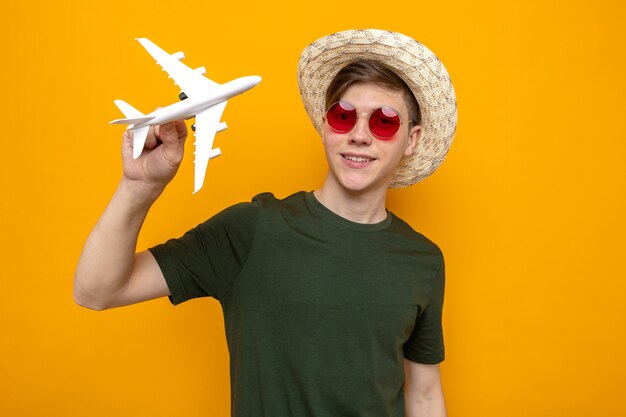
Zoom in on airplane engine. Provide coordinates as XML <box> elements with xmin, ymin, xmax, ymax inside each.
<box><xmin>192</xmin><ymin>122</ymin><xmax>226</xmax><ymax>132</ymax></box>
<box><xmin>171</xmin><ymin>51</ymin><xmax>185</xmax><ymax>60</ymax></box>
<box><xmin>194</xmin><ymin>66</ymin><xmax>207</xmax><ymax>75</ymax></box>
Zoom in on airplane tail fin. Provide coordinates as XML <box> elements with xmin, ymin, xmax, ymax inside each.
<box><xmin>109</xmin><ymin>100</ymin><xmax>155</xmax><ymax>125</ymax></box>
<box><xmin>109</xmin><ymin>100</ymin><xmax>151</xmax><ymax>159</ymax></box>
<box><xmin>132</xmin><ymin>126</ymin><xmax>150</xmax><ymax>159</ymax></box>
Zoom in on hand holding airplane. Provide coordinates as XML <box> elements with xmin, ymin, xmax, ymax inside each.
<box><xmin>110</xmin><ymin>38</ymin><xmax>262</xmax><ymax>193</ymax></box>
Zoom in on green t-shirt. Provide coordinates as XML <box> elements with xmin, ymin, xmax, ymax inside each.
<box><xmin>150</xmin><ymin>191</ymin><xmax>445</xmax><ymax>417</ymax></box>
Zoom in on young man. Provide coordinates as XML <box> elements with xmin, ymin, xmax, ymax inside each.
<box><xmin>75</xmin><ymin>29</ymin><xmax>457</xmax><ymax>417</ymax></box>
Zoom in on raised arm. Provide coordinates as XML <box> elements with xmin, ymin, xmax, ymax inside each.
<box><xmin>74</xmin><ymin>120</ymin><xmax>187</xmax><ymax>310</ymax></box>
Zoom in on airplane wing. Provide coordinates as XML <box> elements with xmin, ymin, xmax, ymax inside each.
<box><xmin>136</xmin><ymin>38</ymin><xmax>219</xmax><ymax>98</ymax></box>
<box><xmin>192</xmin><ymin>101</ymin><xmax>228</xmax><ymax>193</ymax></box>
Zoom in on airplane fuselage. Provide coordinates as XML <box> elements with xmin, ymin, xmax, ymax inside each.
<box><xmin>130</xmin><ymin>75</ymin><xmax>261</xmax><ymax>129</ymax></box>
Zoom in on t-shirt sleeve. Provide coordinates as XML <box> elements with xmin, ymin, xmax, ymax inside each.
<box><xmin>403</xmin><ymin>258</ymin><xmax>445</xmax><ymax>364</ymax></box>
<box><xmin>148</xmin><ymin>201</ymin><xmax>259</xmax><ymax>305</ymax></box>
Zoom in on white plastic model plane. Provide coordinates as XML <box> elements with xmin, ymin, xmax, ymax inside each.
<box><xmin>110</xmin><ymin>38</ymin><xmax>262</xmax><ymax>193</ymax></box>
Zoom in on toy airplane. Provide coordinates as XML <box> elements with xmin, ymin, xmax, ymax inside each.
<box><xmin>110</xmin><ymin>38</ymin><xmax>262</xmax><ymax>193</ymax></box>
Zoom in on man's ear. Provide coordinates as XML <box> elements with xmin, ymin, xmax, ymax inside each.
<box><xmin>405</xmin><ymin>125</ymin><xmax>421</xmax><ymax>157</ymax></box>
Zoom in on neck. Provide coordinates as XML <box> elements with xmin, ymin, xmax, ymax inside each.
<box><xmin>314</xmin><ymin>177</ymin><xmax>389</xmax><ymax>224</ymax></box>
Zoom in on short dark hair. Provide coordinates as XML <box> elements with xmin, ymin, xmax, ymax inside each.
<box><xmin>325</xmin><ymin>60</ymin><xmax>421</xmax><ymax>126</ymax></box>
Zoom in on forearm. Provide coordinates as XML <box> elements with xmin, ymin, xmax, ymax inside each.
<box><xmin>404</xmin><ymin>361</ymin><xmax>447</xmax><ymax>417</ymax></box>
<box><xmin>74</xmin><ymin>177</ymin><xmax>163</xmax><ymax>310</ymax></box>
<box><xmin>405</xmin><ymin>388</ymin><xmax>447</xmax><ymax>417</ymax></box>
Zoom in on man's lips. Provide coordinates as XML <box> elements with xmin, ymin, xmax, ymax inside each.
<box><xmin>341</xmin><ymin>153</ymin><xmax>376</xmax><ymax>163</ymax></box>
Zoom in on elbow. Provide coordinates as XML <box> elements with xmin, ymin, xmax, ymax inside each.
<box><xmin>73</xmin><ymin>274</ymin><xmax>109</xmax><ymax>311</ymax></box>
<box><xmin>74</xmin><ymin>290</ymin><xmax>107</xmax><ymax>311</ymax></box>
<box><xmin>74</xmin><ymin>294</ymin><xmax>107</xmax><ymax>311</ymax></box>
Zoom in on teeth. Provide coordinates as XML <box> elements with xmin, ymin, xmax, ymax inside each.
<box><xmin>344</xmin><ymin>155</ymin><xmax>372</xmax><ymax>162</ymax></box>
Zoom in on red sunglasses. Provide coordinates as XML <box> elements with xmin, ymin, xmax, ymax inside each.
<box><xmin>325</xmin><ymin>100</ymin><xmax>411</xmax><ymax>140</ymax></box>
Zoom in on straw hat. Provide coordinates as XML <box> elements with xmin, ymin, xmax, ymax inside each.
<box><xmin>298</xmin><ymin>29</ymin><xmax>457</xmax><ymax>187</ymax></box>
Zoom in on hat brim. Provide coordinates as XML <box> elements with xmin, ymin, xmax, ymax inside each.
<box><xmin>298</xmin><ymin>29</ymin><xmax>457</xmax><ymax>187</ymax></box>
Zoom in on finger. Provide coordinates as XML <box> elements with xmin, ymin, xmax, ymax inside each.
<box><xmin>144</xmin><ymin>125</ymin><xmax>158</xmax><ymax>150</ymax></box>
<box><xmin>158</xmin><ymin>121</ymin><xmax>180</xmax><ymax>145</ymax></box>
<box><xmin>157</xmin><ymin>121</ymin><xmax>185</xmax><ymax>167</ymax></box>
<box><xmin>123</xmin><ymin>129</ymin><xmax>133</xmax><ymax>144</ymax></box>
<box><xmin>121</xmin><ymin>130</ymin><xmax>133</xmax><ymax>159</ymax></box>
<box><xmin>173</xmin><ymin>119</ymin><xmax>188</xmax><ymax>143</ymax></box>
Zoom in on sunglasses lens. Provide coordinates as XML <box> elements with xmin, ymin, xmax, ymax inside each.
<box><xmin>369</xmin><ymin>107</ymin><xmax>401</xmax><ymax>139</ymax></box>
<box><xmin>327</xmin><ymin>101</ymin><xmax>357</xmax><ymax>132</ymax></box>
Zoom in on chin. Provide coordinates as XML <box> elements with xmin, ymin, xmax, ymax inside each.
<box><xmin>337</xmin><ymin>173</ymin><xmax>390</xmax><ymax>194</ymax></box>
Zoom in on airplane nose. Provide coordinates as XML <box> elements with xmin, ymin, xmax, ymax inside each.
<box><xmin>250</xmin><ymin>75</ymin><xmax>262</xmax><ymax>85</ymax></box>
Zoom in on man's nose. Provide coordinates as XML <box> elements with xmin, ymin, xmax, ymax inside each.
<box><xmin>348</xmin><ymin>114</ymin><xmax>372</xmax><ymax>145</ymax></box>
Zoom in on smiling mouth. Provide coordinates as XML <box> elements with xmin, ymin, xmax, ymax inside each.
<box><xmin>342</xmin><ymin>154</ymin><xmax>375</xmax><ymax>163</ymax></box>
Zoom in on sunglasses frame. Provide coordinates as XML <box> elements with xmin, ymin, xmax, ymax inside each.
<box><xmin>324</xmin><ymin>100</ymin><xmax>413</xmax><ymax>140</ymax></box>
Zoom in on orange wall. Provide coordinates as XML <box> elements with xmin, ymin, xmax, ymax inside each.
<box><xmin>1</xmin><ymin>1</ymin><xmax>625</xmax><ymax>416</ymax></box>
